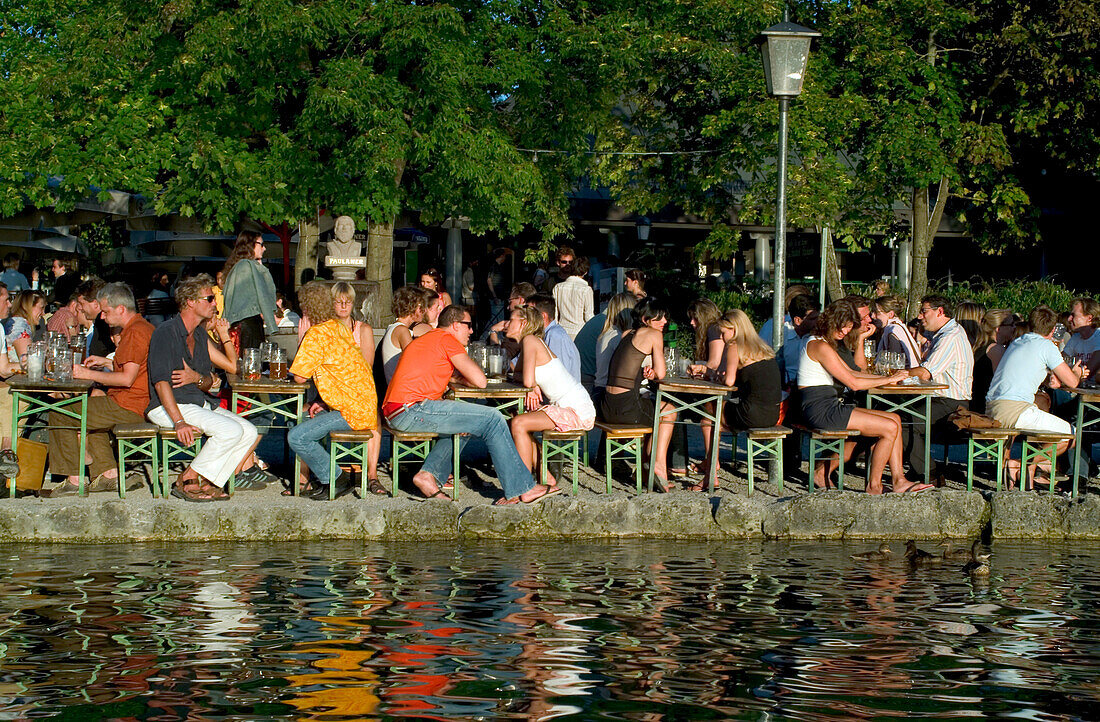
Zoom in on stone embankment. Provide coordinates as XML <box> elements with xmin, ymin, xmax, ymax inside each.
<box><xmin>1</xmin><ymin>484</ymin><xmax>1098</xmax><ymax>543</ymax></box>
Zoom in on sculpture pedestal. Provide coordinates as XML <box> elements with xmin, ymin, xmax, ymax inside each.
<box><xmin>318</xmin><ymin>280</ymin><xmax>384</xmax><ymax>328</ymax></box>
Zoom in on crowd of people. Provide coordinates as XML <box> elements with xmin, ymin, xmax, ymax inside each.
<box><xmin>0</xmin><ymin>237</ymin><xmax>1094</xmax><ymax>501</ymax></box>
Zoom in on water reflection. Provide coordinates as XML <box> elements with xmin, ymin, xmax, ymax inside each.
<box><xmin>0</xmin><ymin>541</ymin><xmax>1097</xmax><ymax>719</ymax></box>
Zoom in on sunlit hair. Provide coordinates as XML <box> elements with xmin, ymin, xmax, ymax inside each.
<box><xmin>954</xmin><ymin>301</ymin><xmax>985</xmax><ymax>324</ymax></box>
<box><xmin>332</xmin><ymin>281</ymin><xmax>356</xmax><ymax>307</ymax></box>
<box><xmin>221</xmin><ymin>231</ymin><xmax>263</xmax><ymax>280</ymax></box>
<box><xmin>717</xmin><ymin>310</ymin><xmax>775</xmax><ymax>365</ymax></box>
<box><xmin>174</xmin><ymin>274</ymin><xmax>216</xmax><ymax>308</ymax></box>
<box><xmin>392</xmin><ymin>285</ymin><xmax>424</xmax><ymax>319</ymax></box>
<box><xmin>11</xmin><ymin>290</ymin><xmax>44</xmax><ymax>322</ymax></box>
<box><xmin>97</xmin><ymin>282</ymin><xmax>136</xmax><ymax>313</ymax></box>
<box><xmin>815</xmin><ymin>301</ymin><xmax>859</xmax><ymax>350</ymax></box>
<box><xmin>1072</xmin><ymin>297</ymin><xmax>1100</xmax><ymax>328</ymax></box>
<box><xmin>631</xmin><ymin>296</ymin><xmax>669</xmax><ymax>330</ymax></box>
<box><xmin>602</xmin><ymin>293</ymin><xmax>638</xmax><ymax>334</ymax></box>
<box><xmin>953</xmin><ymin>301</ymin><xmax>987</xmax><ymax>352</ymax></box>
<box><xmin>870</xmin><ymin>294</ymin><xmax>905</xmax><ymax>317</ymax></box>
<box><xmin>981</xmin><ymin>308</ymin><xmax>1015</xmax><ymax>345</ymax></box>
<box><xmin>438</xmin><ymin>304</ymin><xmax>471</xmax><ymax>328</ymax></box>
<box><xmin>420</xmin><ymin>267</ymin><xmax>446</xmax><ymax>293</ymax></box>
<box><xmin>1028</xmin><ymin>305</ymin><xmax>1058</xmax><ymax>337</ymax></box>
<box><xmin>687</xmin><ymin>298</ymin><xmax>721</xmax><ymax>360</ymax></box>
<box><xmin>297</xmin><ymin>281</ymin><xmax>336</xmax><ymax>325</ymax></box>
<box><xmin>510</xmin><ymin>305</ymin><xmax>544</xmax><ymax>340</ymax></box>
<box><xmin>417</xmin><ymin>288</ymin><xmax>440</xmax><ymax>322</ymax></box>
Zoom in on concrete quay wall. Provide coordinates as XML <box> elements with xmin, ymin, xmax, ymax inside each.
<box><xmin>1</xmin><ymin>490</ymin><xmax>1099</xmax><ymax>543</ymax></box>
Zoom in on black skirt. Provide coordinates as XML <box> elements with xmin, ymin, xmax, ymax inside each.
<box><xmin>800</xmin><ymin>384</ymin><xmax>854</xmax><ymax>431</ymax></box>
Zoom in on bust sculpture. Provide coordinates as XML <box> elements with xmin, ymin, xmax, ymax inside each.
<box><xmin>325</xmin><ymin>215</ymin><xmax>364</xmax><ymax>281</ymax></box>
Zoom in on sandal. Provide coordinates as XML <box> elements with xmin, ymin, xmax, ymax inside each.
<box><xmin>198</xmin><ymin>481</ymin><xmax>230</xmax><ymax>500</ymax></box>
<box><xmin>367</xmin><ymin>478</ymin><xmax>389</xmax><ymax>497</ymax></box>
<box><xmin>423</xmin><ymin>489</ymin><xmax>454</xmax><ymax>503</ymax></box>
<box><xmin>171</xmin><ymin>481</ymin><xmax>215</xmax><ymax>503</ymax></box>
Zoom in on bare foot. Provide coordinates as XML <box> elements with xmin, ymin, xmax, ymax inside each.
<box><xmin>411</xmin><ymin>471</ymin><xmax>441</xmax><ymax>498</ymax></box>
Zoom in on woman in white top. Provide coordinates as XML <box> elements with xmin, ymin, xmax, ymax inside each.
<box><xmin>798</xmin><ymin>301</ymin><xmax>930</xmax><ymax>494</ymax></box>
<box><xmin>379</xmin><ymin>286</ymin><xmax>424</xmax><ymax>382</ymax></box>
<box><xmin>507</xmin><ymin>306</ymin><xmax>596</xmax><ymax>489</ymax></box>
<box><xmin>870</xmin><ymin>295</ymin><xmax>923</xmax><ymax>368</ymax></box>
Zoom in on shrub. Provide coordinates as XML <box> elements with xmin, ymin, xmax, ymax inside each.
<box><xmin>934</xmin><ymin>280</ymin><xmax>1081</xmax><ymax>314</ymax></box>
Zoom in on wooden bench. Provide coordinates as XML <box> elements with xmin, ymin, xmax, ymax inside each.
<box><xmin>593</xmin><ymin>422</ymin><xmax>652</xmax><ymax>493</ymax></box>
<box><xmin>541</xmin><ymin>430</ymin><xmax>586</xmax><ymax>495</ymax></box>
<box><xmin>963</xmin><ymin>427</ymin><xmax>1018</xmax><ymax>492</ymax></box>
<box><xmin>744</xmin><ymin>426</ymin><xmax>793</xmax><ymax>496</ymax></box>
<box><xmin>1019</xmin><ymin>429</ymin><xmax>1075</xmax><ymax>493</ymax></box>
<box><xmin>384</xmin><ymin>425</ymin><xmax>461</xmax><ymax>499</ymax></box>
<box><xmin>157</xmin><ymin>427</ymin><xmax>204</xmax><ymax>496</ymax></box>
<box><xmin>328</xmin><ymin>429</ymin><xmax>376</xmax><ymax>499</ymax></box>
<box><xmin>113</xmin><ymin>423</ymin><xmax>160</xmax><ymax>498</ymax></box>
<box><xmin>791</xmin><ymin>424</ymin><xmax>859</xmax><ymax>492</ymax></box>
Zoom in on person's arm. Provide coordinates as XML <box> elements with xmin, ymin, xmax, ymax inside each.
<box><xmin>451</xmin><ymin>352</ymin><xmax>487</xmax><ymax>388</ymax></box>
<box><xmin>809</xmin><ymin>339</ymin><xmax>907</xmax><ymax>391</ymax></box>
<box><xmin>640</xmin><ymin>328</ymin><xmax>666</xmax><ymax>381</ymax></box>
<box><xmin>73</xmin><ymin>359</ymin><xmax>139</xmax><ymax>387</ymax></box>
<box><xmin>392</xmin><ymin>324</ymin><xmax>413</xmax><ymax>351</ymax></box>
<box><xmin>706</xmin><ymin>336</ymin><xmax>725</xmax><ymax>371</ymax></box>
<box><xmin>720</xmin><ymin>342</ymin><xmax>740</xmax><ymax>387</ymax></box>
<box><xmin>154</xmin><ymin>380</ymin><xmax>200</xmax><ymax>445</ymax></box>
<box><xmin>582</xmin><ymin>286</ymin><xmax>593</xmax><ymax>323</ymax></box>
<box><xmin>207</xmin><ymin>337</ymin><xmax>238</xmax><ymax>375</ymax></box>
<box><xmin>357</xmin><ymin>322</ymin><xmax>374</xmax><ymax>366</ymax></box>
<box><xmin>519</xmin><ymin>336</ymin><xmax>544</xmax><ymax>409</ymax></box>
<box><xmin>852</xmin><ymin>327</ymin><xmax>874</xmax><ymax>371</ymax></box>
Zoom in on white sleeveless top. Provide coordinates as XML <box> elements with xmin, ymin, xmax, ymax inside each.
<box><xmin>534</xmin><ymin>340</ymin><xmax>596</xmax><ymax>419</ymax></box>
<box><xmin>381</xmin><ymin>321</ymin><xmax>408</xmax><ymax>382</ymax></box>
<box><xmin>797</xmin><ymin>336</ymin><xmax>837</xmax><ymax>388</ymax></box>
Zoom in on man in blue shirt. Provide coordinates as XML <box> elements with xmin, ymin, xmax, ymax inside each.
<box><xmin>526</xmin><ymin>294</ymin><xmax>580</xmax><ymax>381</ymax></box>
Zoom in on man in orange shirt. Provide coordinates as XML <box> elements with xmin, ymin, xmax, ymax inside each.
<box><xmin>48</xmin><ymin>282</ymin><xmax>155</xmax><ymax>494</ymax></box>
<box><xmin>383</xmin><ymin>305</ymin><xmax>557</xmax><ymax>504</ymax></box>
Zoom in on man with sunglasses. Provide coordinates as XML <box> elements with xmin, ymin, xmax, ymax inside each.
<box><xmin>146</xmin><ymin>274</ymin><xmax>259</xmax><ymax>502</ymax></box>
<box><xmin>382</xmin><ymin>305</ymin><xmax>554</xmax><ymax>504</ymax></box>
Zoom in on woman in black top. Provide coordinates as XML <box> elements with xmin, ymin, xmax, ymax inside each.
<box><xmin>599</xmin><ymin>297</ymin><xmax>683</xmax><ymax>491</ymax></box>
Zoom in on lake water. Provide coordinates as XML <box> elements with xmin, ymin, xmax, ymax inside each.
<box><xmin>1</xmin><ymin>540</ymin><xmax>1098</xmax><ymax>720</ymax></box>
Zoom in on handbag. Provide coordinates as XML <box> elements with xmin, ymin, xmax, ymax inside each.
<box><xmin>949</xmin><ymin>406</ymin><xmax>1001</xmax><ymax>431</ymax></box>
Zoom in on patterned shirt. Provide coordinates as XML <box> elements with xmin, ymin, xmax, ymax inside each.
<box><xmin>290</xmin><ymin>320</ymin><xmax>378</xmax><ymax>430</ymax></box>
<box><xmin>921</xmin><ymin>318</ymin><xmax>974</xmax><ymax>400</ymax></box>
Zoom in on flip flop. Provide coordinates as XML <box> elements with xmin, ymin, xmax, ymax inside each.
<box><xmin>170</xmin><ymin>485</ymin><xmax>215</xmax><ymax>503</ymax></box>
<box><xmin>422</xmin><ymin>489</ymin><xmax>454</xmax><ymax>502</ymax></box>
<box><xmin>522</xmin><ymin>486</ymin><xmax>562</xmax><ymax>505</ymax></box>
<box><xmin>367</xmin><ymin>478</ymin><xmax>389</xmax><ymax>497</ymax></box>
<box><xmin>896</xmin><ymin>483</ymin><xmax>934</xmax><ymax>494</ymax></box>
<box><xmin>493</xmin><ymin>497</ymin><xmax>519</xmax><ymax>506</ymax></box>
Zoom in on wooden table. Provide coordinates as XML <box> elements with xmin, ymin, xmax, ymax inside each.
<box><xmin>8</xmin><ymin>377</ymin><xmax>94</xmax><ymax>496</ymax></box>
<box><xmin>447</xmin><ymin>379</ymin><xmax>534</xmax><ymax>418</ymax></box>
<box><xmin>228</xmin><ymin>374</ymin><xmax>308</xmax><ymax>494</ymax></box>
<box><xmin>1065</xmin><ymin>385</ymin><xmax>1100</xmax><ymax>497</ymax></box>
<box><xmin>649</xmin><ymin>377</ymin><xmax>732</xmax><ymax>493</ymax></box>
<box><xmin>865</xmin><ymin>381</ymin><xmax>949</xmax><ymax>483</ymax></box>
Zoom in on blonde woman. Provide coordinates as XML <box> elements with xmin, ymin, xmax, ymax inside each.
<box><xmin>506</xmin><ymin>306</ymin><xmax>595</xmax><ymax>489</ymax></box>
<box><xmin>594</xmin><ymin>293</ymin><xmax>638</xmax><ymax>399</ymax></box>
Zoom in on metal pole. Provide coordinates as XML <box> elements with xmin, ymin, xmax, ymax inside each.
<box><xmin>771</xmin><ymin>97</ymin><xmax>789</xmax><ymax>349</ymax></box>
<box><xmin>819</xmin><ymin>225</ymin><xmax>828</xmax><ymax>307</ymax></box>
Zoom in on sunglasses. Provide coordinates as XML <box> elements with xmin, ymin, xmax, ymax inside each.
<box><xmin>457</xmin><ymin>320</ymin><xmax>473</xmax><ymax>328</ymax></box>
<box><xmin>199</xmin><ymin>294</ymin><xmax>216</xmax><ymax>303</ymax></box>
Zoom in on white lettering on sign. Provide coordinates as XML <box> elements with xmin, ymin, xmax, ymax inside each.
<box><xmin>325</xmin><ymin>257</ymin><xmax>367</xmax><ymax>268</ymax></box>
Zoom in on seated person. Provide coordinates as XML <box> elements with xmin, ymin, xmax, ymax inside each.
<box><xmin>410</xmin><ymin>288</ymin><xmax>443</xmax><ymax>337</ymax></box>
<box><xmin>986</xmin><ymin>305</ymin><xmax>1085</xmax><ymax>488</ymax></box>
<box><xmin>798</xmin><ymin>301</ymin><xmax>927</xmax><ymax>494</ymax></box>
<box><xmin>871</xmin><ymin>294</ymin><xmax>923</xmax><ymax>368</ymax></box>
<box><xmin>526</xmin><ymin>293</ymin><xmax>580</xmax><ymax>382</ymax></box>
<box><xmin>379</xmin><ymin>286</ymin><xmax>424</xmax><ymax>384</ymax></box>
<box><xmin>594</xmin><ymin>293</ymin><xmax>637</xmax><ymax>407</ymax></box>
<box><xmin>506</xmin><ymin>306</ymin><xmax>596</xmax><ymax>488</ymax></box>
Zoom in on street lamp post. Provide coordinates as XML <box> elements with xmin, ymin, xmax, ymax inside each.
<box><xmin>758</xmin><ymin>19</ymin><xmax>820</xmax><ymax>348</ymax></box>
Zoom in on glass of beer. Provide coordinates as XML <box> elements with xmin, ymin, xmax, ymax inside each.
<box><xmin>270</xmin><ymin>348</ymin><xmax>288</xmax><ymax>381</ymax></box>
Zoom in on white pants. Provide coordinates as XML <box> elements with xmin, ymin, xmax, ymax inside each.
<box><xmin>149</xmin><ymin>404</ymin><xmax>258</xmax><ymax>488</ymax></box>
<box><xmin>1016</xmin><ymin>405</ymin><xmax>1073</xmax><ymax>435</ymax></box>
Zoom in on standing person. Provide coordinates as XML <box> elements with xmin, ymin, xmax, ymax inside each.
<box><xmin>146</xmin><ymin>275</ymin><xmax>259</xmax><ymax>502</ymax></box>
<box><xmin>599</xmin><ymin>297</ymin><xmax>683</xmax><ymax>491</ymax></box>
<box><xmin>419</xmin><ymin>268</ymin><xmax>453</xmax><ymax>307</ymax></box>
<box><xmin>985</xmin><ymin>305</ymin><xmax>1084</xmax><ymax>487</ymax></box>
<box><xmin>506</xmin><ymin>306</ymin><xmax>596</xmax><ymax>488</ymax></box>
<box><xmin>525</xmin><ymin>294</ymin><xmax>580</xmax><ymax>382</ymax></box>
<box><xmin>221</xmin><ymin>230</ymin><xmax>277</xmax><ymax>351</ymax></box>
<box><xmin>6</xmin><ymin>290</ymin><xmax>45</xmax><ymax>363</ymax></box>
<box><xmin>383</xmin><ymin>305</ymin><xmax>555</xmax><ymax>504</ymax></box>
<box><xmin>905</xmin><ymin>294</ymin><xmax>975</xmax><ymax>483</ymax></box>
<box><xmin>798</xmin><ymin>301</ymin><xmax>926</xmax><ymax>494</ymax></box>
<box><xmin>379</xmin><ymin>286</ymin><xmax>425</xmax><ymax>383</ymax></box>
<box><xmin>486</xmin><ymin>248</ymin><xmax>513</xmax><ymax>325</ymax></box>
<box><xmin>623</xmin><ymin>268</ymin><xmax>647</xmax><ymax>300</ymax></box>
<box><xmin>552</xmin><ymin>256</ymin><xmax>593</xmax><ymax>339</ymax></box>
<box><xmin>871</xmin><ymin>295</ymin><xmax>923</xmax><ymax>368</ymax></box>
<box><xmin>145</xmin><ymin>271</ymin><xmax>173</xmax><ymax>326</ymax></box>
<box><xmin>461</xmin><ymin>258</ymin><xmax>478</xmax><ymax>307</ymax></box>
<box><xmin>47</xmin><ymin>283</ymin><xmax>155</xmax><ymax>495</ymax></box>
<box><xmin>288</xmin><ymin>284</ymin><xmax>383</xmax><ymax>500</ymax></box>
<box><xmin>0</xmin><ymin>255</ymin><xmax>28</xmax><ymax>294</ymax></box>
<box><xmin>550</xmin><ymin>246</ymin><xmax>576</xmax><ymax>290</ymax></box>
<box><xmin>48</xmin><ymin>257</ymin><xmax>80</xmax><ymax>310</ymax></box>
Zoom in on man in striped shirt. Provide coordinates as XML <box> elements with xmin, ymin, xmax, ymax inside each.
<box><xmin>906</xmin><ymin>294</ymin><xmax>974</xmax><ymax>482</ymax></box>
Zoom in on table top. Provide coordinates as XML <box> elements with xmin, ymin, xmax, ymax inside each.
<box><xmin>448</xmin><ymin>379</ymin><xmax>533</xmax><ymax>398</ymax></box>
<box><xmin>868</xmin><ymin>381</ymin><xmax>949</xmax><ymax>395</ymax></box>
<box><xmin>227</xmin><ymin>374</ymin><xmax>308</xmax><ymax>395</ymax></box>
<box><xmin>1064</xmin><ymin>385</ymin><xmax>1100</xmax><ymax>400</ymax></box>
<box><xmin>7</xmin><ymin>376</ymin><xmax>94</xmax><ymax>394</ymax></box>
<box><xmin>656</xmin><ymin>376</ymin><xmax>735</xmax><ymax>395</ymax></box>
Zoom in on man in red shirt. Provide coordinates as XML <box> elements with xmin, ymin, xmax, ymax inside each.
<box><xmin>49</xmin><ymin>282</ymin><xmax>155</xmax><ymax>495</ymax></box>
<box><xmin>383</xmin><ymin>305</ymin><xmax>557</xmax><ymax>504</ymax></box>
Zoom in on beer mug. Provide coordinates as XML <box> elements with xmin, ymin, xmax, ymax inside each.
<box><xmin>26</xmin><ymin>342</ymin><xmax>46</xmax><ymax>383</ymax></box>
<box><xmin>243</xmin><ymin>348</ymin><xmax>262</xmax><ymax>381</ymax></box>
<box><xmin>269</xmin><ymin>348</ymin><xmax>288</xmax><ymax>381</ymax></box>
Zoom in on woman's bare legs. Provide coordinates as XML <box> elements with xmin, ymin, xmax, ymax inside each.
<box><xmin>510</xmin><ymin>411</ymin><xmax>558</xmax><ymax>484</ymax></box>
<box><xmin>844</xmin><ymin>408</ymin><xmax>921</xmax><ymax>494</ymax></box>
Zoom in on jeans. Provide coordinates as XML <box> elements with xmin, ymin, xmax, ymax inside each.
<box><xmin>387</xmin><ymin>399</ymin><xmax>535</xmax><ymax>499</ymax></box>
<box><xmin>287</xmin><ymin>411</ymin><xmax>351</xmax><ymax>485</ymax></box>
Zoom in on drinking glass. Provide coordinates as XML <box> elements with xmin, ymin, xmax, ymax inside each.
<box><xmin>26</xmin><ymin>342</ymin><xmax>46</xmax><ymax>383</ymax></box>
<box><xmin>243</xmin><ymin>348</ymin><xmax>262</xmax><ymax>381</ymax></box>
<box><xmin>486</xmin><ymin>346</ymin><xmax>505</xmax><ymax>377</ymax></box>
<box><xmin>260</xmin><ymin>340</ymin><xmax>277</xmax><ymax>363</ymax></box>
<box><xmin>269</xmin><ymin>348</ymin><xmax>288</xmax><ymax>381</ymax></box>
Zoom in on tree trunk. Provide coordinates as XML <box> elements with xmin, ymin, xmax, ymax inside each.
<box><xmin>823</xmin><ymin>234</ymin><xmax>845</xmax><ymax>302</ymax></box>
<box><xmin>366</xmin><ymin>218</ymin><xmax>395</xmax><ymax>327</ymax></box>
<box><xmin>294</xmin><ymin>217</ymin><xmax>319</xmax><ymax>290</ymax></box>
<box><xmin>906</xmin><ymin>177</ymin><xmax>949</xmax><ymax>318</ymax></box>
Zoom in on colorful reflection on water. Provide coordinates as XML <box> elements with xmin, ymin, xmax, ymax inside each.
<box><xmin>0</xmin><ymin>540</ymin><xmax>1098</xmax><ymax>720</ymax></box>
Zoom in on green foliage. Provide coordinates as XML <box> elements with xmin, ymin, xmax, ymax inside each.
<box><xmin>702</xmin><ymin>284</ymin><xmax>772</xmax><ymax>328</ymax></box>
<box><xmin>935</xmin><ymin>280</ymin><xmax>1081</xmax><ymax>314</ymax></box>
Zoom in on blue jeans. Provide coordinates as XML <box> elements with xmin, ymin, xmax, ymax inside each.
<box><xmin>387</xmin><ymin>400</ymin><xmax>534</xmax><ymax>499</ymax></box>
<box><xmin>287</xmin><ymin>411</ymin><xmax>351</xmax><ymax>485</ymax></box>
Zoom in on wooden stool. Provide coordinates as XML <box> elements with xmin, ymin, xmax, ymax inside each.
<box><xmin>113</xmin><ymin>423</ymin><xmax>160</xmax><ymax>498</ymax></box>
<box><xmin>329</xmin><ymin>429</ymin><xmax>376</xmax><ymax>499</ymax></box>
<box><xmin>594</xmin><ymin>422</ymin><xmax>651</xmax><ymax>493</ymax></box>
<box><xmin>744</xmin><ymin>426</ymin><xmax>792</xmax><ymax>496</ymax></box>
<box><xmin>541</xmin><ymin>430</ymin><xmax>585</xmax><ymax>495</ymax></box>
<box><xmin>386</xmin><ymin>425</ymin><xmax>437</xmax><ymax>496</ymax></box>
<box><xmin>1020</xmin><ymin>430</ymin><xmax>1075</xmax><ymax>492</ymax></box>
<box><xmin>965</xmin><ymin>427</ymin><xmax>1017</xmax><ymax>491</ymax></box>
<box><xmin>800</xmin><ymin>426</ymin><xmax>858</xmax><ymax>492</ymax></box>
<box><xmin>157</xmin><ymin>427</ymin><xmax>203</xmax><ymax>496</ymax></box>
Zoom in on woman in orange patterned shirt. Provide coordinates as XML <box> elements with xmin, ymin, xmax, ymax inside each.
<box><xmin>288</xmin><ymin>282</ymin><xmax>383</xmax><ymax>499</ymax></box>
